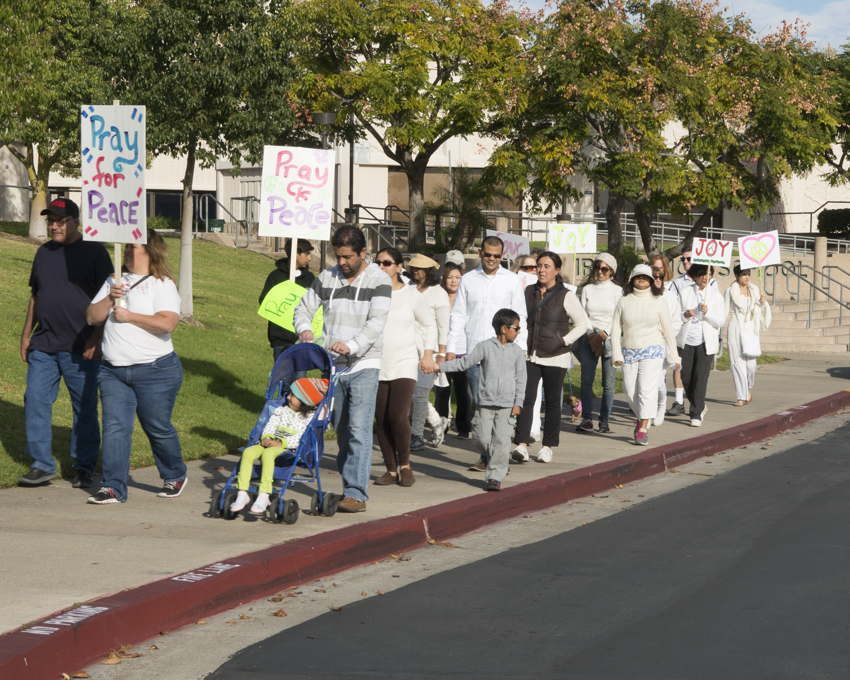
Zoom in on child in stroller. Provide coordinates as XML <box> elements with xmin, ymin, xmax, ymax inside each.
<box><xmin>230</xmin><ymin>377</ymin><xmax>329</xmax><ymax>515</ymax></box>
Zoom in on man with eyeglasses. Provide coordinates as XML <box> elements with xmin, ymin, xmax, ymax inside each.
<box><xmin>666</xmin><ymin>247</ymin><xmax>719</xmax><ymax>416</ymax></box>
<box><xmin>18</xmin><ymin>198</ymin><xmax>113</xmax><ymax>488</ymax></box>
<box><xmin>446</xmin><ymin>235</ymin><xmax>526</xmax><ymax>471</ymax></box>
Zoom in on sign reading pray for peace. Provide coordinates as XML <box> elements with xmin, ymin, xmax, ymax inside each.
<box><xmin>738</xmin><ymin>230</ymin><xmax>780</xmax><ymax>269</ymax></box>
<box><xmin>80</xmin><ymin>105</ymin><xmax>146</xmax><ymax>244</ymax></box>
<box><xmin>486</xmin><ymin>230</ymin><xmax>529</xmax><ymax>259</ymax></box>
<box><xmin>259</xmin><ymin>146</ymin><xmax>334</xmax><ymax>241</ymax></box>
<box><xmin>258</xmin><ymin>280</ymin><xmax>323</xmax><ymax>339</ymax></box>
<box><xmin>692</xmin><ymin>237</ymin><xmax>733</xmax><ymax>267</ymax></box>
<box><xmin>547</xmin><ymin>223</ymin><xmax>597</xmax><ymax>253</ymax></box>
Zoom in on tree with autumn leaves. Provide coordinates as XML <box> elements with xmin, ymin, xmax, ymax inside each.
<box><xmin>490</xmin><ymin>0</ymin><xmax>835</xmax><ymax>260</ymax></box>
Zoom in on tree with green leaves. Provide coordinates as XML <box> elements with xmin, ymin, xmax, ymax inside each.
<box><xmin>820</xmin><ymin>43</ymin><xmax>850</xmax><ymax>186</ymax></box>
<box><xmin>294</xmin><ymin>0</ymin><xmax>535</xmax><ymax>251</ymax></box>
<box><xmin>489</xmin><ymin>0</ymin><xmax>832</xmax><ymax>260</ymax></box>
<box><xmin>0</xmin><ymin>0</ymin><xmax>115</xmax><ymax>240</ymax></box>
<box><xmin>104</xmin><ymin>0</ymin><xmax>303</xmax><ymax>320</ymax></box>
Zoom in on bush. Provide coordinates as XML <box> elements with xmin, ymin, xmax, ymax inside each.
<box><xmin>147</xmin><ymin>215</ymin><xmax>180</xmax><ymax>231</ymax></box>
<box><xmin>817</xmin><ymin>209</ymin><xmax>850</xmax><ymax>238</ymax></box>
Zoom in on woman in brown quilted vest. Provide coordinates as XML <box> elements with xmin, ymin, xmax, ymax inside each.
<box><xmin>512</xmin><ymin>252</ymin><xmax>588</xmax><ymax>464</ymax></box>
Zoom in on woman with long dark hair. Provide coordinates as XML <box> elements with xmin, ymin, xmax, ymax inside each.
<box><xmin>611</xmin><ymin>264</ymin><xmax>680</xmax><ymax>446</ymax></box>
<box><xmin>433</xmin><ymin>263</ymin><xmax>473</xmax><ymax>439</ymax></box>
<box><xmin>512</xmin><ymin>251</ymin><xmax>588</xmax><ymax>464</ymax></box>
<box><xmin>85</xmin><ymin>230</ymin><xmax>187</xmax><ymax>504</ymax></box>
<box><xmin>372</xmin><ymin>248</ymin><xmax>437</xmax><ymax>486</ymax></box>
<box><xmin>724</xmin><ymin>264</ymin><xmax>771</xmax><ymax>406</ymax></box>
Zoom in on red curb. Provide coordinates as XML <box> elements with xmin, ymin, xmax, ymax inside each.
<box><xmin>3</xmin><ymin>390</ymin><xmax>849</xmax><ymax>680</ymax></box>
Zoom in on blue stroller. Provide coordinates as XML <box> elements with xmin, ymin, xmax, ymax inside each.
<box><xmin>210</xmin><ymin>343</ymin><xmax>340</xmax><ymax>523</ymax></box>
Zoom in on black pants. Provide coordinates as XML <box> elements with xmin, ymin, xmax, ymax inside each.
<box><xmin>515</xmin><ymin>361</ymin><xmax>567</xmax><ymax>447</ymax></box>
<box><xmin>434</xmin><ymin>370</ymin><xmax>473</xmax><ymax>435</ymax></box>
<box><xmin>680</xmin><ymin>343</ymin><xmax>713</xmax><ymax>419</ymax></box>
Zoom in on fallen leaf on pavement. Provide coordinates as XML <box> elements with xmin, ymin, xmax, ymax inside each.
<box><xmin>272</xmin><ymin>609</ymin><xmax>287</xmax><ymax>617</ymax></box>
<box><xmin>268</xmin><ymin>594</ymin><xmax>285</xmax><ymax>602</ymax></box>
<box><xmin>196</xmin><ymin>620</ymin><xmax>207</xmax><ymax>625</ymax></box>
<box><xmin>226</xmin><ymin>621</ymin><xmax>237</xmax><ymax>624</ymax></box>
<box><xmin>62</xmin><ymin>674</ymin><xmax>71</xmax><ymax>679</ymax></box>
<box><xmin>286</xmin><ymin>585</ymin><xmax>299</xmax><ymax>590</ymax></box>
<box><xmin>239</xmin><ymin>614</ymin><xmax>250</xmax><ymax>620</ymax></box>
<box><xmin>215</xmin><ymin>466</ymin><xmax>225</xmax><ymax>470</ymax></box>
<box><xmin>71</xmin><ymin>673</ymin><xmax>90</xmax><ymax>678</ymax></box>
<box><xmin>159</xmin><ymin>631</ymin><xmax>169</xmax><ymax>636</ymax></box>
<box><xmin>149</xmin><ymin>646</ymin><xmax>158</xmax><ymax>651</ymax></box>
<box><xmin>582</xmin><ymin>521</ymin><xmax>587</xmax><ymax>525</ymax></box>
<box><xmin>522</xmin><ymin>515</ymin><xmax>532</xmax><ymax>519</ymax></box>
<box><xmin>361</xmin><ymin>591</ymin><xmax>367</xmax><ymax>596</ymax></box>
<box><xmin>615</xmin><ymin>484</ymin><xmax>624</xmax><ymax>489</ymax></box>
<box><xmin>330</xmin><ymin>605</ymin><xmax>342</xmax><ymax>611</ymax></box>
<box><xmin>376</xmin><ymin>590</ymin><xmax>385</xmax><ymax>595</ymax></box>
<box><xmin>552</xmin><ymin>510</ymin><xmax>558</xmax><ymax>513</ymax></box>
<box><xmin>314</xmin><ymin>588</ymin><xmax>326</xmax><ymax>593</ymax></box>
<box><xmin>437</xmin><ymin>541</ymin><xmax>456</xmax><ymax>547</ymax></box>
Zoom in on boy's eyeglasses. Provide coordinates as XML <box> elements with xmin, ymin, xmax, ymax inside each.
<box><xmin>520</xmin><ymin>265</ymin><xmax>537</xmax><ymax>272</ymax></box>
<box><xmin>375</xmin><ymin>260</ymin><xmax>396</xmax><ymax>267</ymax></box>
<box><xmin>508</xmin><ymin>325</ymin><xmax>521</xmax><ymax>331</ymax></box>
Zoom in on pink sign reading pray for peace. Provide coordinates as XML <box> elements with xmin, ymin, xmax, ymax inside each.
<box><xmin>737</xmin><ymin>230</ymin><xmax>780</xmax><ymax>269</ymax></box>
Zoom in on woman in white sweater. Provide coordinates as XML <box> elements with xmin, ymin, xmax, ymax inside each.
<box><xmin>611</xmin><ymin>264</ymin><xmax>681</xmax><ymax>446</ymax></box>
<box><xmin>408</xmin><ymin>254</ymin><xmax>451</xmax><ymax>450</ymax></box>
<box><xmin>649</xmin><ymin>254</ymin><xmax>683</xmax><ymax>427</ymax></box>
<box><xmin>373</xmin><ymin>248</ymin><xmax>438</xmax><ymax>487</ymax></box>
<box><xmin>724</xmin><ymin>264</ymin><xmax>771</xmax><ymax>406</ymax></box>
<box><xmin>577</xmin><ymin>253</ymin><xmax>623</xmax><ymax>434</ymax></box>
<box><xmin>674</xmin><ymin>264</ymin><xmax>726</xmax><ymax>426</ymax></box>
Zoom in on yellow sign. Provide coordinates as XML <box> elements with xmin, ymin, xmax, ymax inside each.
<box><xmin>258</xmin><ymin>280</ymin><xmax>323</xmax><ymax>338</ymax></box>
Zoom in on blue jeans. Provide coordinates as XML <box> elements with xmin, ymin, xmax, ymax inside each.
<box><xmin>24</xmin><ymin>350</ymin><xmax>101</xmax><ymax>475</ymax></box>
<box><xmin>579</xmin><ymin>335</ymin><xmax>616</xmax><ymax>422</ymax></box>
<box><xmin>331</xmin><ymin>368</ymin><xmax>379</xmax><ymax>503</ymax></box>
<box><xmin>98</xmin><ymin>352</ymin><xmax>186</xmax><ymax>502</ymax></box>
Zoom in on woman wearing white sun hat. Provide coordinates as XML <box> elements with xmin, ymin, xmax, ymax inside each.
<box><xmin>611</xmin><ymin>264</ymin><xmax>680</xmax><ymax>446</ymax></box>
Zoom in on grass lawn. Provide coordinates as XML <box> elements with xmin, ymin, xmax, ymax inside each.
<box><xmin>0</xmin><ymin>232</ymin><xmax>284</xmax><ymax>488</ymax></box>
<box><xmin>714</xmin><ymin>352</ymin><xmax>785</xmax><ymax>372</ymax></box>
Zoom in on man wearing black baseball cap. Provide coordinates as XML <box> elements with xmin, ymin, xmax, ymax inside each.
<box><xmin>18</xmin><ymin>197</ymin><xmax>113</xmax><ymax>488</ymax></box>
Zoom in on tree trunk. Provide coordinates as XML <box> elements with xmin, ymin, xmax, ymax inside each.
<box><xmin>407</xmin><ymin>164</ymin><xmax>427</xmax><ymax>252</ymax></box>
<box><xmin>22</xmin><ymin>144</ymin><xmax>48</xmax><ymax>241</ymax></box>
<box><xmin>178</xmin><ymin>137</ymin><xmax>196</xmax><ymax>321</ymax></box>
<box><xmin>634</xmin><ymin>203</ymin><xmax>660</xmax><ymax>259</ymax></box>
<box><xmin>605</xmin><ymin>194</ymin><xmax>626</xmax><ymax>256</ymax></box>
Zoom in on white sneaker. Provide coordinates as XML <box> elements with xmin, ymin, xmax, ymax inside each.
<box><xmin>511</xmin><ymin>444</ymin><xmax>530</xmax><ymax>463</ymax></box>
<box><xmin>230</xmin><ymin>490</ymin><xmax>250</xmax><ymax>513</ymax></box>
<box><xmin>654</xmin><ymin>406</ymin><xmax>665</xmax><ymax>427</ymax></box>
<box><xmin>536</xmin><ymin>446</ymin><xmax>553</xmax><ymax>463</ymax></box>
<box><xmin>250</xmin><ymin>492</ymin><xmax>270</xmax><ymax>514</ymax></box>
<box><xmin>690</xmin><ymin>418</ymin><xmax>702</xmax><ymax>427</ymax></box>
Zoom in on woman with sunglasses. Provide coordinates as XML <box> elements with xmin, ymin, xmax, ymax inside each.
<box><xmin>611</xmin><ymin>265</ymin><xmax>681</xmax><ymax>446</ymax></box>
<box><xmin>648</xmin><ymin>254</ymin><xmax>684</xmax><ymax>427</ymax></box>
<box><xmin>407</xmin><ymin>254</ymin><xmax>451</xmax><ymax>451</ymax></box>
<box><xmin>576</xmin><ymin>253</ymin><xmax>622</xmax><ymax>433</ymax></box>
<box><xmin>372</xmin><ymin>248</ymin><xmax>438</xmax><ymax>486</ymax></box>
<box><xmin>512</xmin><ymin>252</ymin><xmax>588</xmax><ymax>464</ymax></box>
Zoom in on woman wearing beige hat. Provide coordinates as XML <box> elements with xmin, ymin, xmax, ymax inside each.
<box><xmin>408</xmin><ymin>253</ymin><xmax>451</xmax><ymax>450</ymax></box>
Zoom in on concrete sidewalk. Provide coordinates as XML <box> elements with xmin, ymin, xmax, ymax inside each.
<box><xmin>1</xmin><ymin>352</ymin><xmax>848</xmax><ymax>635</ymax></box>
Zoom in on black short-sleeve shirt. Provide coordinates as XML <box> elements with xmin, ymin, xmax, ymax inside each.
<box><xmin>28</xmin><ymin>238</ymin><xmax>114</xmax><ymax>353</ymax></box>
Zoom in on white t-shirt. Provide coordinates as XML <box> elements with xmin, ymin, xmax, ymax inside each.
<box><xmin>93</xmin><ymin>273</ymin><xmax>182</xmax><ymax>366</ymax></box>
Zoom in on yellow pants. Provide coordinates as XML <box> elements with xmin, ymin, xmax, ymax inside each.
<box><xmin>236</xmin><ymin>442</ymin><xmax>285</xmax><ymax>495</ymax></box>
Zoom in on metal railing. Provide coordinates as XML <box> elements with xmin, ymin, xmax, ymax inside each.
<box><xmin>764</xmin><ymin>262</ymin><xmax>850</xmax><ymax>351</ymax></box>
<box><xmin>195</xmin><ymin>194</ymin><xmax>251</xmax><ymax>248</ymax></box>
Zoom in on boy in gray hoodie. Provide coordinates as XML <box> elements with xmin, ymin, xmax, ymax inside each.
<box><xmin>430</xmin><ymin>309</ymin><xmax>526</xmax><ymax>491</ymax></box>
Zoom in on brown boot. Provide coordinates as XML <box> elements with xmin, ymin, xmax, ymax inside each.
<box><xmin>337</xmin><ymin>496</ymin><xmax>366</xmax><ymax>513</ymax></box>
<box><xmin>374</xmin><ymin>471</ymin><xmax>398</xmax><ymax>486</ymax></box>
<box><xmin>399</xmin><ymin>467</ymin><xmax>415</xmax><ymax>487</ymax></box>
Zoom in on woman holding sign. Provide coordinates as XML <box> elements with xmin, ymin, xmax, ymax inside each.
<box><xmin>725</xmin><ymin>265</ymin><xmax>771</xmax><ymax>406</ymax></box>
<box><xmin>85</xmin><ymin>230</ymin><xmax>187</xmax><ymax>504</ymax></box>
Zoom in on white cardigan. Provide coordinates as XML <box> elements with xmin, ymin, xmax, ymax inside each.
<box><xmin>675</xmin><ymin>280</ymin><xmax>726</xmax><ymax>354</ymax></box>
<box><xmin>380</xmin><ymin>285</ymin><xmax>437</xmax><ymax>381</ymax></box>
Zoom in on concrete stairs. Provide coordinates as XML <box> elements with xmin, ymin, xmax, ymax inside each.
<box><xmin>754</xmin><ymin>300</ymin><xmax>850</xmax><ymax>354</ymax></box>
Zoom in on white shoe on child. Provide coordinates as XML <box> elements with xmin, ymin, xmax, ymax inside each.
<box><xmin>230</xmin><ymin>490</ymin><xmax>250</xmax><ymax>513</ymax></box>
<box><xmin>250</xmin><ymin>492</ymin><xmax>271</xmax><ymax>514</ymax></box>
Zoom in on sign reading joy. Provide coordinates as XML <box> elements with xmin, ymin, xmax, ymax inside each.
<box><xmin>486</xmin><ymin>230</ymin><xmax>529</xmax><ymax>259</ymax></box>
<box><xmin>738</xmin><ymin>230</ymin><xmax>780</xmax><ymax>269</ymax></box>
<box><xmin>692</xmin><ymin>237</ymin><xmax>733</xmax><ymax>267</ymax></box>
<box><xmin>547</xmin><ymin>223</ymin><xmax>597</xmax><ymax>254</ymax></box>
<box><xmin>259</xmin><ymin>146</ymin><xmax>334</xmax><ymax>241</ymax></box>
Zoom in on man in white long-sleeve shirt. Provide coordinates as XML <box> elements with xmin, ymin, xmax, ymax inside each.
<box><xmin>446</xmin><ymin>236</ymin><xmax>527</xmax><ymax>469</ymax></box>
